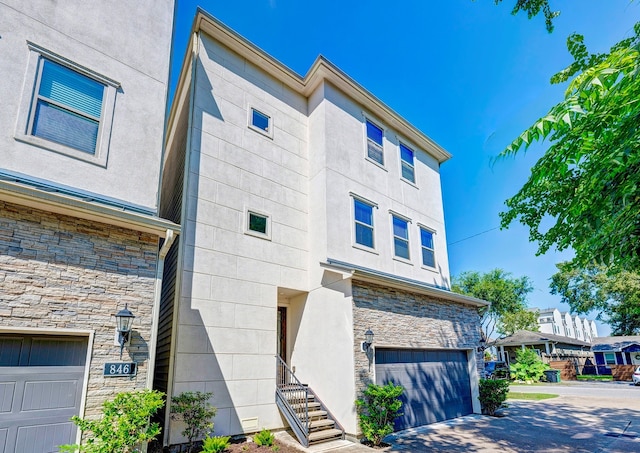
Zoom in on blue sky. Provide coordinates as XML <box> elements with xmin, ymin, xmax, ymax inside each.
<box><xmin>170</xmin><ymin>1</ymin><xmax>639</xmax><ymax>335</ymax></box>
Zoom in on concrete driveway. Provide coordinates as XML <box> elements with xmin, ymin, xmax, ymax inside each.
<box><xmin>385</xmin><ymin>381</ymin><xmax>640</xmax><ymax>452</ymax></box>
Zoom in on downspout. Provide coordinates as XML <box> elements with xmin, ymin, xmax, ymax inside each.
<box><xmin>146</xmin><ymin>229</ymin><xmax>177</xmax><ymax>390</ymax></box>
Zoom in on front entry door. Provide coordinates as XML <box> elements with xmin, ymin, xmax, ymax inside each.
<box><xmin>277</xmin><ymin>307</ymin><xmax>287</xmax><ymax>362</ymax></box>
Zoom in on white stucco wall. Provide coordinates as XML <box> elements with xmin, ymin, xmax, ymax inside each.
<box><xmin>169</xmin><ymin>33</ymin><xmax>310</xmax><ymax>441</ymax></box>
<box><xmin>309</xmin><ymin>83</ymin><xmax>450</xmax><ymax>289</ymax></box>
<box><xmin>0</xmin><ymin>0</ymin><xmax>173</xmax><ymax>210</ymax></box>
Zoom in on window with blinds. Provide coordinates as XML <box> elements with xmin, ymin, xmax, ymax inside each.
<box><xmin>30</xmin><ymin>59</ymin><xmax>105</xmax><ymax>154</ymax></box>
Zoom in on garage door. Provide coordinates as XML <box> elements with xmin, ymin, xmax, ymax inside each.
<box><xmin>375</xmin><ymin>348</ymin><xmax>473</xmax><ymax>430</ymax></box>
<box><xmin>0</xmin><ymin>335</ymin><xmax>87</xmax><ymax>453</ymax></box>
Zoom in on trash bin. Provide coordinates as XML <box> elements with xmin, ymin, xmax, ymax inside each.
<box><xmin>544</xmin><ymin>369</ymin><xmax>561</xmax><ymax>383</ymax></box>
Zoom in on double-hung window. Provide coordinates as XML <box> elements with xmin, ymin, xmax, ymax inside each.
<box><xmin>365</xmin><ymin>119</ymin><xmax>384</xmax><ymax>166</ymax></box>
<box><xmin>420</xmin><ymin>227</ymin><xmax>436</xmax><ymax>268</ymax></box>
<box><xmin>392</xmin><ymin>215</ymin><xmax>410</xmax><ymax>260</ymax></box>
<box><xmin>604</xmin><ymin>352</ymin><xmax>616</xmax><ymax>365</ymax></box>
<box><xmin>31</xmin><ymin>59</ymin><xmax>105</xmax><ymax>154</ymax></box>
<box><xmin>399</xmin><ymin>143</ymin><xmax>415</xmax><ymax>183</ymax></box>
<box><xmin>354</xmin><ymin>198</ymin><xmax>375</xmax><ymax>249</ymax></box>
<box><xmin>16</xmin><ymin>43</ymin><xmax>118</xmax><ymax>166</ymax></box>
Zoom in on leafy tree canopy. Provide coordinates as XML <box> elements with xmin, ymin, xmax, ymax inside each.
<box><xmin>499</xmin><ymin>22</ymin><xmax>640</xmax><ymax>273</ymax></box>
<box><xmin>550</xmin><ymin>262</ymin><xmax>640</xmax><ymax>335</ymax></box>
<box><xmin>493</xmin><ymin>0</ymin><xmax>559</xmax><ymax>32</ymax></box>
<box><xmin>452</xmin><ymin>269</ymin><xmax>533</xmax><ymax>339</ymax></box>
<box><xmin>498</xmin><ymin>308</ymin><xmax>540</xmax><ymax>336</ymax></box>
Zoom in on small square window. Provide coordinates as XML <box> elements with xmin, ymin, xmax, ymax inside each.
<box><xmin>245</xmin><ymin>210</ymin><xmax>271</xmax><ymax>239</ymax></box>
<box><xmin>249</xmin><ymin>107</ymin><xmax>272</xmax><ymax>137</ymax></box>
<box><xmin>365</xmin><ymin>119</ymin><xmax>384</xmax><ymax>166</ymax></box>
<box><xmin>354</xmin><ymin>198</ymin><xmax>375</xmax><ymax>249</ymax></box>
<box><xmin>420</xmin><ymin>227</ymin><xmax>436</xmax><ymax>268</ymax></box>
<box><xmin>392</xmin><ymin>215</ymin><xmax>410</xmax><ymax>260</ymax></box>
<box><xmin>400</xmin><ymin>143</ymin><xmax>415</xmax><ymax>183</ymax></box>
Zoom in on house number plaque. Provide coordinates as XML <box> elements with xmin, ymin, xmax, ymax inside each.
<box><xmin>103</xmin><ymin>362</ymin><xmax>137</xmax><ymax>377</ymax></box>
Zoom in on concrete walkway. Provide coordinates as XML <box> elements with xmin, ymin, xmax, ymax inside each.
<box><xmin>277</xmin><ymin>381</ymin><xmax>640</xmax><ymax>452</ymax></box>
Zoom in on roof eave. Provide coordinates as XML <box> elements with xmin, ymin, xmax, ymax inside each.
<box><xmin>0</xmin><ymin>180</ymin><xmax>180</xmax><ymax>238</ymax></box>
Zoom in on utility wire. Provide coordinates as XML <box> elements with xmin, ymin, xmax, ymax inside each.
<box><xmin>447</xmin><ymin>227</ymin><xmax>500</xmax><ymax>246</ymax></box>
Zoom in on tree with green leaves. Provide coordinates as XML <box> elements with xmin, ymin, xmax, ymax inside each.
<box><xmin>550</xmin><ymin>262</ymin><xmax>640</xmax><ymax>335</ymax></box>
<box><xmin>452</xmin><ymin>269</ymin><xmax>533</xmax><ymax>339</ymax></box>
<box><xmin>498</xmin><ymin>308</ymin><xmax>539</xmax><ymax>336</ymax></box>
<box><xmin>492</xmin><ymin>0</ymin><xmax>559</xmax><ymax>32</ymax></box>
<box><xmin>496</xmin><ymin>5</ymin><xmax>640</xmax><ymax>273</ymax></box>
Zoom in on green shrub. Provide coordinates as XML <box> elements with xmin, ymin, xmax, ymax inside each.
<box><xmin>59</xmin><ymin>389</ymin><xmax>164</xmax><ymax>453</ymax></box>
<box><xmin>201</xmin><ymin>435</ymin><xmax>230</xmax><ymax>453</ymax></box>
<box><xmin>170</xmin><ymin>391</ymin><xmax>217</xmax><ymax>453</ymax></box>
<box><xmin>510</xmin><ymin>348</ymin><xmax>549</xmax><ymax>382</ymax></box>
<box><xmin>478</xmin><ymin>379</ymin><xmax>509</xmax><ymax>416</ymax></box>
<box><xmin>355</xmin><ymin>382</ymin><xmax>403</xmax><ymax>446</ymax></box>
<box><xmin>253</xmin><ymin>429</ymin><xmax>274</xmax><ymax>447</ymax></box>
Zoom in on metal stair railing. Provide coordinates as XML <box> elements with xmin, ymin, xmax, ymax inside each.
<box><xmin>307</xmin><ymin>386</ymin><xmax>345</xmax><ymax>441</ymax></box>
<box><xmin>275</xmin><ymin>355</ymin><xmax>310</xmax><ymax>447</ymax></box>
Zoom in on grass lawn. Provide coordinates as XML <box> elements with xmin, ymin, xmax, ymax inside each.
<box><xmin>507</xmin><ymin>392</ymin><xmax>558</xmax><ymax>401</ymax></box>
<box><xmin>577</xmin><ymin>375</ymin><xmax>613</xmax><ymax>381</ymax></box>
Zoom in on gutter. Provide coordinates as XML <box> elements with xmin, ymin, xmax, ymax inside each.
<box><xmin>0</xmin><ymin>179</ymin><xmax>180</xmax><ymax>238</ymax></box>
<box><xmin>322</xmin><ymin>259</ymin><xmax>489</xmax><ymax>308</ymax></box>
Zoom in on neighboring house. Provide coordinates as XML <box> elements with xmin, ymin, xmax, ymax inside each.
<box><xmin>592</xmin><ymin>336</ymin><xmax>640</xmax><ymax>379</ymax></box>
<box><xmin>535</xmin><ymin>308</ymin><xmax>597</xmax><ymax>342</ymax></box>
<box><xmin>0</xmin><ymin>1</ymin><xmax>178</xmax><ymax>452</ymax></box>
<box><xmin>493</xmin><ymin>330</ymin><xmax>592</xmax><ymax>371</ymax></box>
<box><xmin>156</xmin><ymin>9</ymin><xmax>487</xmax><ymax>449</ymax></box>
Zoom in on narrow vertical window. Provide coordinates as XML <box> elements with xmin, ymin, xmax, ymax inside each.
<box><xmin>392</xmin><ymin>215</ymin><xmax>410</xmax><ymax>260</ymax></box>
<box><xmin>365</xmin><ymin>119</ymin><xmax>384</xmax><ymax>165</ymax></box>
<box><xmin>354</xmin><ymin>198</ymin><xmax>375</xmax><ymax>248</ymax></box>
<box><xmin>30</xmin><ymin>59</ymin><xmax>105</xmax><ymax>154</ymax></box>
<box><xmin>420</xmin><ymin>227</ymin><xmax>435</xmax><ymax>268</ymax></box>
<box><xmin>399</xmin><ymin>143</ymin><xmax>415</xmax><ymax>183</ymax></box>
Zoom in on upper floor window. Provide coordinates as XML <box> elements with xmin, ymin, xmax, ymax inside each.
<box><xmin>399</xmin><ymin>143</ymin><xmax>415</xmax><ymax>183</ymax></box>
<box><xmin>245</xmin><ymin>209</ymin><xmax>271</xmax><ymax>240</ymax></box>
<box><xmin>15</xmin><ymin>43</ymin><xmax>118</xmax><ymax>166</ymax></box>
<box><xmin>392</xmin><ymin>215</ymin><xmax>410</xmax><ymax>260</ymax></box>
<box><xmin>365</xmin><ymin>119</ymin><xmax>384</xmax><ymax>166</ymax></box>
<box><xmin>249</xmin><ymin>107</ymin><xmax>272</xmax><ymax>138</ymax></box>
<box><xmin>30</xmin><ymin>59</ymin><xmax>105</xmax><ymax>155</ymax></box>
<box><xmin>420</xmin><ymin>227</ymin><xmax>435</xmax><ymax>268</ymax></box>
<box><xmin>354</xmin><ymin>198</ymin><xmax>375</xmax><ymax>249</ymax></box>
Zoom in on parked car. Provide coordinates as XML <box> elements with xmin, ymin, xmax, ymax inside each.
<box><xmin>633</xmin><ymin>366</ymin><xmax>640</xmax><ymax>386</ymax></box>
<box><xmin>485</xmin><ymin>361</ymin><xmax>510</xmax><ymax>380</ymax></box>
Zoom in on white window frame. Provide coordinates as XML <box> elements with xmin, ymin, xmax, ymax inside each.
<box><xmin>248</xmin><ymin>106</ymin><xmax>273</xmax><ymax>139</ymax></box>
<box><xmin>351</xmin><ymin>193</ymin><xmax>377</xmax><ymax>252</ymax></box>
<box><xmin>390</xmin><ymin>211</ymin><xmax>411</xmax><ymax>262</ymax></box>
<box><xmin>15</xmin><ymin>42</ymin><xmax>118</xmax><ymax>167</ymax></box>
<box><xmin>604</xmin><ymin>352</ymin><xmax>616</xmax><ymax>365</ymax></box>
<box><xmin>399</xmin><ymin>142</ymin><xmax>416</xmax><ymax>184</ymax></box>
<box><xmin>364</xmin><ymin>118</ymin><xmax>385</xmax><ymax>168</ymax></box>
<box><xmin>244</xmin><ymin>209</ymin><xmax>271</xmax><ymax>240</ymax></box>
<box><xmin>418</xmin><ymin>224</ymin><xmax>436</xmax><ymax>269</ymax></box>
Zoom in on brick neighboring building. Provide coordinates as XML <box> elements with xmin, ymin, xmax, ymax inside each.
<box><xmin>0</xmin><ymin>1</ymin><xmax>178</xmax><ymax>451</ymax></box>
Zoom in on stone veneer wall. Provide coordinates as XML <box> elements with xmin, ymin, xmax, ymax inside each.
<box><xmin>0</xmin><ymin>201</ymin><xmax>159</xmax><ymax>417</ymax></box>
<box><xmin>351</xmin><ymin>280</ymin><xmax>483</xmax><ymax>395</ymax></box>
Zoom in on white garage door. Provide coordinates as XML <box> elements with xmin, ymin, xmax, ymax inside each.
<box><xmin>0</xmin><ymin>335</ymin><xmax>87</xmax><ymax>453</ymax></box>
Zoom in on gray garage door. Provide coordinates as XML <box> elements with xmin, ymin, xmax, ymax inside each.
<box><xmin>375</xmin><ymin>348</ymin><xmax>473</xmax><ymax>431</ymax></box>
<box><xmin>0</xmin><ymin>335</ymin><xmax>87</xmax><ymax>453</ymax></box>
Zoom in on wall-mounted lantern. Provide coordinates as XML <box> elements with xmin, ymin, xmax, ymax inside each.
<box><xmin>115</xmin><ymin>304</ymin><xmax>135</xmax><ymax>358</ymax></box>
<box><xmin>361</xmin><ymin>329</ymin><xmax>374</xmax><ymax>352</ymax></box>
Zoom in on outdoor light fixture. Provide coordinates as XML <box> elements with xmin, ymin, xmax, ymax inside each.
<box><xmin>115</xmin><ymin>304</ymin><xmax>135</xmax><ymax>358</ymax></box>
<box><xmin>477</xmin><ymin>337</ymin><xmax>486</xmax><ymax>353</ymax></box>
<box><xmin>361</xmin><ymin>329</ymin><xmax>374</xmax><ymax>352</ymax></box>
